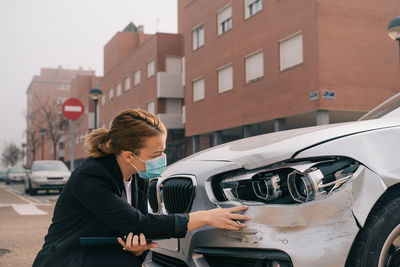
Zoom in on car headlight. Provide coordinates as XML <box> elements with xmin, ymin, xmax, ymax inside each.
<box><xmin>216</xmin><ymin>157</ymin><xmax>359</xmax><ymax>204</ymax></box>
<box><xmin>31</xmin><ymin>175</ymin><xmax>45</xmax><ymax>181</ymax></box>
<box><xmin>287</xmin><ymin>158</ymin><xmax>359</xmax><ymax>202</ymax></box>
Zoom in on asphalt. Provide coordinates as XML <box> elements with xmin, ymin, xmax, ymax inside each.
<box><xmin>0</xmin><ymin>184</ymin><xmax>54</xmax><ymax>267</ymax></box>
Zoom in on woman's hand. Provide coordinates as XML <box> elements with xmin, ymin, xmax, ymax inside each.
<box><xmin>117</xmin><ymin>233</ymin><xmax>158</xmax><ymax>256</ymax></box>
<box><xmin>188</xmin><ymin>205</ymin><xmax>251</xmax><ymax>232</ymax></box>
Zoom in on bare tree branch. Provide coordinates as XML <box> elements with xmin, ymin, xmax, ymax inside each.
<box><xmin>31</xmin><ymin>94</ymin><xmax>69</xmax><ymax>160</ymax></box>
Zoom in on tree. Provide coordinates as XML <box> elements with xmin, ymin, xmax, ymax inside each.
<box><xmin>2</xmin><ymin>143</ymin><xmax>21</xmax><ymax>167</ymax></box>
<box><xmin>25</xmin><ymin>113</ymin><xmax>41</xmax><ymax>164</ymax></box>
<box><xmin>32</xmin><ymin>95</ymin><xmax>69</xmax><ymax>160</ymax></box>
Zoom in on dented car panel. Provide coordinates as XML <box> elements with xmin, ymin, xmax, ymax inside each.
<box><xmin>144</xmin><ymin>94</ymin><xmax>400</xmax><ymax>267</ymax></box>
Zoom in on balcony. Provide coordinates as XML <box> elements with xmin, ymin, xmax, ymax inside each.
<box><xmin>157</xmin><ymin>113</ymin><xmax>184</xmax><ymax>129</ymax></box>
<box><xmin>157</xmin><ymin>72</ymin><xmax>183</xmax><ymax>98</ymax></box>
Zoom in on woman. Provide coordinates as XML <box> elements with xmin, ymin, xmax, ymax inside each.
<box><xmin>33</xmin><ymin>109</ymin><xmax>250</xmax><ymax>267</ymax></box>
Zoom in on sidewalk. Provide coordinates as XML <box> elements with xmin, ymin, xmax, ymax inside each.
<box><xmin>0</xmin><ymin>185</ymin><xmax>54</xmax><ymax>267</ymax></box>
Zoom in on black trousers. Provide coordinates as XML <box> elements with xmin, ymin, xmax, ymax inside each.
<box><xmin>82</xmin><ymin>246</ymin><xmax>143</xmax><ymax>267</ymax></box>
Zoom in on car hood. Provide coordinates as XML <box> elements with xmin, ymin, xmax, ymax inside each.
<box><xmin>177</xmin><ymin>117</ymin><xmax>400</xmax><ymax>170</ymax></box>
<box><xmin>31</xmin><ymin>170</ymin><xmax>71</xmax><ymax>177</ymax></box>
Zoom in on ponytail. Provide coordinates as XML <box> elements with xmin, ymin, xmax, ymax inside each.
<box><xmin>85</xmin><ymin>109</ymin><xmax>167</xmax><ymax>158</ymax></box>
<box><xmin>85</xmin><ymin>128</ymin><xmax>114</xmax><ymax>157</ymax></box>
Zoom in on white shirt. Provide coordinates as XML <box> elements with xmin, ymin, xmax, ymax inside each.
<box><xmin>123</xmin><ymin>178</ymin><xmax>132</xmax><ymax>205</ymax></box>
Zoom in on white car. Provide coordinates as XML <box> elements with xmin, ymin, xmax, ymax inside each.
<box><xmin>144</xmin><ymin>92</ymin><xmax>400</xmax><ymax>267</ymax></box>
<box><xmin>25</xmin><ymin>160</ymin><xmax>71</xmax><ymax>195</ymax></box>
<box><xmin>6</xmin><ymin>167</ymin><xmax>26</xmax><ymax>184</ymax></box>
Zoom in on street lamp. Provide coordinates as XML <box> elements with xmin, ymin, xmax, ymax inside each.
<box><xmin>89</xmin><ymin>87</ymin><xmax>103</xmax><ymax>129</ymax></box>
<box><xmin>39</xmin><ymin>128</ymin><xmax>47</xmax><ymax>160</ymax></box>
<box><xmin>21</xmin><ymin>143</ymin><xmax>26</xmax><ymax>167</ymax></box>
<box><xmin>387</xmin><ymin>16</ymin><xmax>400</xmax><ymax>64</ymax></box>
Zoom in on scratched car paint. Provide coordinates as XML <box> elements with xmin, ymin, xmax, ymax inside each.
<box><xmin>144</xmin><ymin>93</ymin><xmax>400</xmax><ymax>267</ymax></box>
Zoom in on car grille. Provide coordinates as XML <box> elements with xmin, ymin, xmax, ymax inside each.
<box><xmin>162</xmin><ymin>177</ymin><xmax>196</xmax><ymax>213</ymax></box>
<box><xmin>193</xmin><ymin>248</ymin><xmax>293</xmax><ymax>267</ymax></box>
<box><xmin>47</xmin><ymin>177</ymin><xmax>63</xmax><ymax>180</ymax></box>
<box><xmin>152</xmin><ymin>251</ymin><xmax>188</xmax><ymax>267</ymax></box>
<box><xmin>148</xmin><ymin>179</ymin><xmax>159</xmax><ymax>213</ymax></box>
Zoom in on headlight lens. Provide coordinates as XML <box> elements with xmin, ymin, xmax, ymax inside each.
<box><xmin>220</xmin><ymin>172</ymin><xmax>283</xmax><ymax>203</ymax></box>
<box><xmin>288</xmin><ymin>158</ymin><xmax>359</xmax><ymax>202</ymax></box>
<box><xmin>216</xmin><ymin>157</ymin><xmax>359</xmax><ymax>204</ymax></box>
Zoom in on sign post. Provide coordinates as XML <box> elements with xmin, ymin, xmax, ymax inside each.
<box><xmin>62</xmin><ymin>98</ymin><xmax>84</xmax><ymax>171</ymax></box>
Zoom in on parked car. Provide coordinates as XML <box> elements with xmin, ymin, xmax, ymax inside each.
<box><xmin>24</xmin><ymin>160</ymin><xmax>71</xmax><ymax>195</ymax></box>
<box><xmin>6</xmin><ymin>166</ymin><xmax>26</xmax><ymax>184</ymax></box>
<box><xmin>0</xmin><ymin>170</ymin><xmax>7</xmax><ymax>182</ymax></box>
<box><xmin>144</xmin><ymin>92</ymin><xmax>400</xmax><ymax>267</ymax></box>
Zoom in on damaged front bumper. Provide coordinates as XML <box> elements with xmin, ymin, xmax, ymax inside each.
<box><xmin>144</xmin><ymin>161</ymin><xmax>386</xmax><ymax>267</ymax></box>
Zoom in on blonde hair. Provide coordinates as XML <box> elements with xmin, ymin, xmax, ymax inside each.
<box><xmin>85</xmin><ymin>109</ymin><xmax>167</xmax><ymax>158</ymax></box>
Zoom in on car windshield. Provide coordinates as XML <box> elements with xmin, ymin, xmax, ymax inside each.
<box><xmin>32</xmin><ymin>161</ymin><xmax>69</xmax><ymax>172</ymax></box>
<box><xmin>359</xmin><ymin>92</ymin><xmax>400</xmax><ymax>120</ymax></box>
<box><xmin>9</xmin><ymin>167</ymin><xmax>25</xmax><ymax>173</ymax></box>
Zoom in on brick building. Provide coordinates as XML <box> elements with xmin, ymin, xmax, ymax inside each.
<box><xmin>178</xmin><ymin>0</ymin><xmax>400</xmax><ymax>151</ymax></box>
<box><xmin>25</xmin><ymin>67</ymin><xmax>95</xmax><ymax>167</ymax></box>
<box><xmin>63</xmin><ymin>23</ymin><xmax>187</xmax><ymax>167</ymax></box>
<box><xmin>27</xmin><ymin>1</ymin><xmax>400</xmax><ymax>169</ymax></box>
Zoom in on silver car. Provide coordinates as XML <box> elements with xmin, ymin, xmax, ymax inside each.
<box><xmin>24</xmin><ymin>160</ymin><xmax>71</xmax><ymax>195</ymax></box>
<box><xmin>144</xmin><ymin>92</ymin><xmax>400</xmax><ymax>267</ymax></box>
<box><xmin>6</xmin><ymin>166</ymin><xmax>26</xmax><ymax>184</ymax></box>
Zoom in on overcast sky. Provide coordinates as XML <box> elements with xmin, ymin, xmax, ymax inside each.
<box><xmin>0</xmin><ymin>0</ymin><xmax>177</xmax><ymax>155</ymax></box>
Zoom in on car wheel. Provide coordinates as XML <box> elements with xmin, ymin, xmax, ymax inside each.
<box><xmin>346</xmin><ymin>189</ymin><xmax>400</xmax><ymax>267</ymax></box>
<box><xmin>28</xmin><ymin>180</ymin><xmax>36</xmax><ymax>196</ymax></box>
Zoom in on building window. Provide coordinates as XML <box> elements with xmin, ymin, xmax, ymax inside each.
<box><xmin>147</xmin><ymin>101</ymin><xmax>155</xmax><ymax>114</ymax></box>
<box><xmin>125</xmin><ymin>76</ymin><xmax>130</xmax><ymax>91</ymax></box>
<box><xmin>147</xmin><ymin>60</ymin><xmax>155</xmax><ymax>78</ymax></box>
<box><xmin>165</xmin><ymin>56</ymin><xmax>181</xmax><ymax>73</ymax></box>
<box><xmin>134</xmin><ymin>69</ymin><xmax>141</xmax><ymax>86</ymax></box>
<box><xmin>192</xmin><ymin>25</ymin><xmax>204</xmax><ymax>50</ymax></box>
<box><xmin>245</xmin><ymin>0</ymin><xmax>262</xmax><ymax>19</ymax></box>
<box><xmin>218</xmin><ymin>5</ymin><xmax>232</xmax><ymax>35</ymax></box>
<box><xmin>109</xmin><ymin>88</ymin><xmax>114</xmax><ymax>102</ymax></box>
<box><xmin>57</xmin><ymin>97</ymin><xmax>66</xmax><ymax>105</ymax></box>
<box><xmin>193</xmin><ymin>78</ymin><xmax>205</xmax><ymax>102</ymax></box>
<box><xmin>116</xmin><ymin>83</ymin><xmax>122</xmax><ymax>96</ymax></box>
<box><xmin>245</xmin><ymin>50</ymin><xmax>264</xmax><ymax>83</ymax></box>
<box><xmin>57</xmin><ymin>84</ymin><xmax>70</xmax><ymax>91</ymax></box>
<box><xmin>280</xmin><ymin>32</ymin><xmax>303</xmax><ymax>71</ymax></box>
<box><xmin>218</xmin><ymin>65</ymin><xmax>233</xmax><ymax>93</ymax></box>
<box><xmin>101</xmin><ymin>95</ymin><xmax>106</xmax><ymax>105</ymax></box>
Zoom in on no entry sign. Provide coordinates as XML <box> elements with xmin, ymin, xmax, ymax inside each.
<box><xmin>62</xmin><ymin>98</ymin><xmax>84</xmax><ymax>120</ymax></box>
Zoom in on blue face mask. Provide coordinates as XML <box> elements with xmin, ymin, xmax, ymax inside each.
<box><xmin>129</xmin><ymin>152</ymin><xmax>167</xmax><ymax>179</ymax></box>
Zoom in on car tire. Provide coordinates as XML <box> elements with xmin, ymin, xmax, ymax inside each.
<box><xmin>24</xmin><ymin>180</ymin><xmax>29</xmax><ymax>194</ymax></box>
<box><xmin>28</xmin><ymin>180</ymin><xmax>36</xmax><ymax>196</ymax></box>
<box><xmin>346</xmin><ymin>188</ymin><xmax>400</xmax><ymax>267</ymax></box>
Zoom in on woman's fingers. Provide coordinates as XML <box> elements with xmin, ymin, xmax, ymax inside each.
<box><xmin>131</xmin><ymin>234</ymin><xmax>139</xmax><ymax>249</ymax></box>
<box><xmin>139</xmin><ymin>233</ymin><xmax>147</xmax><ymax>247</ymax></box>
<box><xmin>147</xmin><ymin>242</ymin><xmax>159</xmax><ymax>249</ymax></box>
<box><xmin>117</xmin><ymin>237</ymin><xmax>126</xmax><ymax>247</ymax></box>
<box><xmin>227</xmin><ymin>205</ymin><xmax>248</xmax><ymax>213</ymax></box>
<box><xmin>229</xmin><ymin>213</ymin><xmax>251</xmax><ymax>221</ymax></box>
<box><xmin>125</xmin><ymin>233</ymin><xmax>133</xmax><ymax>247</ymax></box>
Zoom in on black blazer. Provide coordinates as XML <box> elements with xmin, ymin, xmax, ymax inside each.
<box><xmin>33</xmin><ymin>154</ymin><xmax>188</xmax><ymax>267</ymax></box>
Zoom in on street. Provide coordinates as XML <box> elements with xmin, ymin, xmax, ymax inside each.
<box><xmin>0</xmin><ymin>181</ymin><xmax>57</xmax><ymax>267</ymax></box>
